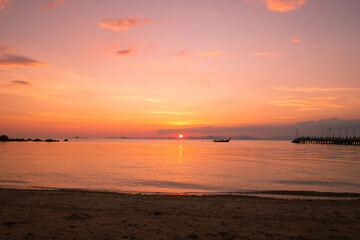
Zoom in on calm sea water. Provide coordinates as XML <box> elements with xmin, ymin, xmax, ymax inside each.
<box><xmin>0</xmin><ymin>139</ymin><xmax>359</xmax><ymax>194</ymax></box>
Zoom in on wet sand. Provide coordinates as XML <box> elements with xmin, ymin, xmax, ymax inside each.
<box><xmin>0</xmin><ymin>189</ymin><xmax>359</xmax><ymax>239</ymax></box>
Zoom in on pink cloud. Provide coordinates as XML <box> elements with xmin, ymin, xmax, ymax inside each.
<box><xmin>291</xmin><ymin>38</ymin><xmax>302</xmax><ymax>42</ymax></box>
<box><xmin>0</xmin><ymin>0</ymin><xmax>10</xmax><ymax>11</ymax></box>
<box><xmin>0</xmin><ymin>45</ymin><xmax>15</xmax><ymax>52</ymax></box>
<box><xmin>0</xmin><ymin>54</ymin><xmax>50</xmax><ymax>67</ymax></box>
<box><xmin>270</xmin><ymin>97</ymin><xmax>345</xmax><ymax>110</ymax></box>
<box><xmin>265</xmin><ymin>0</ymin><xmax>306</xmax><ymax>12</ymax></box>
<box><xmin>7</xmin><ymin>80</ymin><xmax>32</xmax><ymax>87</ymax></box>
<box><xmin>196</xmin><ymin>50</ymin><xmax>223</xmax><ymax>57</ymax></box>
<box><xmin>99</xmin><ymin>16</ymin><xmax>151</xmax><ymax>31</ymax></box>
<box><xmin>176</xmin><ymin>50</ymin><xmax>223</xmax><ymax>57</ymax></box>
<box><xmin>176</xmin><ymin>50</ymin><xmax>188</xmax><ymax>56</ymax></box>
<box><xmin>104</xmin><ymin>44</ymin><xmax>118</xmax><ymax>53</ymax></box>
<box><xmin>116</xmin><ymin>48</ymin><xmax>137</xmax><ymax>56</ymax></box>
<box><xmin>274</xmin><ymin>87</ymin><xmax>360</xmax><ymax>92</ymax></box>
<box><xmin>44</xmin><ymin>0</ymin><xmax>65</xmax><ymax>9</ymax></box>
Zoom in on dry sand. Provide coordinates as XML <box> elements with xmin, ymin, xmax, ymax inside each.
<box><xmin>0</xmin><ymin>189</ymin><xmax>359</xmax><ymax>240</ymax></box>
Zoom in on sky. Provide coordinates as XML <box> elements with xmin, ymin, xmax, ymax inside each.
<box><xmin>0</xmin><ymin>0</ymin><xmax>360</xmax><ymax>138</ymax></box>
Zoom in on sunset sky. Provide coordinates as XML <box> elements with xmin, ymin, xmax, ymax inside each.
<box><xmin>1</xmin><ymin>0</ymin><xmax>360</xmax><ymax>138</ymax></box>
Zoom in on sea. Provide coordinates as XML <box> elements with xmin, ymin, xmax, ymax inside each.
<box><xmin>0</xmin><ymin>139</ymin><xmax>359</xmax><ymax>196</ymax></box>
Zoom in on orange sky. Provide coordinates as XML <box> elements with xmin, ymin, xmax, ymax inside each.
<box><xmin>0</xmin><ymin>0</ymin><xmax>360</xmax><ymax>138</ymax></box>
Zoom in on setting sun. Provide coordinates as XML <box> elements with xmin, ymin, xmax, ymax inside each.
<box><xmin>178</xmin><ymin>134</ymin><xmax>184</xmax><ymax>139</ymax></box>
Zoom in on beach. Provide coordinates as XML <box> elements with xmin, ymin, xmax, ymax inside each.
<box><xmin>0</xmin><ymin>189</ymin><xmax>359</xmax><ymax>239</ymax></box>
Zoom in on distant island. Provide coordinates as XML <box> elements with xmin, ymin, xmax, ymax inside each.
<box><xmin>105</xmin><ymin>135</ymin><xmax>295</xmax><ymax>140</ymax></box>
<box><xmin>0</xmin><ymin>135</ymin><xmax>61</xmax><ymax>142</ymax></box>
<box><xmin>184</xmin><ymin>135</ymin><xmax>295</xmax><ymax>140</ymax></box>
<box><xmin>0</xmin><ymin>134</ymin><xmax>294</xmax><ymax>142</ymax></box>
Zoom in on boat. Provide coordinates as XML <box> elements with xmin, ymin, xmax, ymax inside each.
<box><xmin>213</xmin><ymin>137</ymin><xmax>231</xmax><ymax>142</ymax></box>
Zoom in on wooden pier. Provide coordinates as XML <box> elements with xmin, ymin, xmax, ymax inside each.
<box><xmin>292</xmin><ymin>126</ymin><xmax>360</xmax><ymax>145</ymax></box>
<box><xmin>292</xmin><ymin>137</ymin><xmax>360</xmax><ymax>145</ymax></box>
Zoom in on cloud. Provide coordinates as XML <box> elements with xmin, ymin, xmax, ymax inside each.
<box><xmin>270</xmin><ymin>97</ymin><xmax>345</xmax><ymax>111</ymax></box>
<box><xmin>44</xmin><ymin>0</ymin><xmax>64</xmax><ymax>9</ymax></box>
<box><xmin>274</xmin><ymin>87</ymin><xmax>360</xmax><ymax>93</ymax></box>
<box><xmin>196</xmin><ymin>50</ymin><xmax>223</xmax><ymax>57</ymax></box>
<box><xmin>104</xmin><ymin>44</ymin><xmax>118</xmax><ymax>52</ymax></box>
<box><xmin>272</xmin><ymin>87</ymin><xmax>360</xmax><ymax>111</ymax></box>
<box><xmin>140</xmin><ymin>111</ymin><xmax>192</xmax><ymax>115</ymax></box>
<box><xmin>7</xmin><ymin>80</ymin><xmax>32</xmax><ymax>87</ymax></box>
<box><xmin>129</xmin><ymin>62</ymin><xmax>141</xmax><ymax>67</ymax></box>
<box><xmin>291</xmin><ymin>38</ymin><xmax>302</xmax><ymax>42</ymax></box>
<box><xmin>157</xmin><ymin>118</ymin><xmax>360</xmax><ymax>138</ymax></box>
<box><xmin>253</xmin><ymin>52</ymin><xmax>279</xmax><ymax>56</ymax></box>
<box><xmin>176</xmin><ymin>50</ymin><xmax>223</xmax><ymax>57</ymax></box>
<box><xmin>0</xmin><ymin>45</ymin><xmax>15</xmax><ymax>52</ymax></box>
<box><xmin>176</xmin><ymin>50</ymin><xmax>188</xmax><ymax>56</ymax></box>
<box><xmin>128</xmin><ymin>61</ymin><xmax>170</xmax><ymax>67</ymax></box>
<box><xmin>0</xmin><ymin>0</ymin><xmax>10</xmax><ymax>11</ymax></box>
<box><xmin>169</xmin><ymin>120</ymin><xmax>205</xmax><ymax>126</ymax></box>
<box><xmin>265</xmin><ymin>0</ymin><xmax>306</xmax><ymax>12</ymax></box>
<box><xmin>99</xmin><ymin>16</ymin><xmax>151</xmax><ymax>31</ymax></box>
<box><xmin>0</xmin><ymin>54</ymin><xmax>50</xmax><ymax>67</ymax></box>
<box><xmin>116</xmin><ymin>48</ymin><xmax>137</xmax><ymax>56</ymax></box>
<box><xmin>105</xmin><ymin>96</ymin><xmax>160</xmax><ymax>103</ymax></box>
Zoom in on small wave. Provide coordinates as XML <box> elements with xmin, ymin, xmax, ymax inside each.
<box><xmin>129</xmin><ymin>179</ymin><xmax>215</xmax><ymax>190</ymax></box>
<box><xmin>244</xmin><ymin>190</ymin><xmax>360</xmax><ymax>198</ymax></box>
<box><xmin>274</xmin><ymin>179</ymin><xmax>360</xmax><ymax>188</ymax></box>
<box><xmin>0</xmin><ymin>179</ymin><xmax>29</xmax><ymax>184</ymax></box>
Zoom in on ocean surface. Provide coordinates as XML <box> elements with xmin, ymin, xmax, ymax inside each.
<box><xmin>0</xmin><ymin>139</ymin><xmax>359</xmax><ymax>194</ymax></box>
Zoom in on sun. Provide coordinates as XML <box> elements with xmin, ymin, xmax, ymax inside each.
<box><xmin>178</xmin><ymin>134</ymin><xmax>184</xmax><ymax>139</ymax></box>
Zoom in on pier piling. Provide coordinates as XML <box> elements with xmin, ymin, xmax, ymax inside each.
<box><xmin>292</xmin><ymin>137</ymin><xmax>360</xmax><ymax>145</ymax></box>
<box><xmin>292</xmin><ymin>126</ymin><xmax>360</xmax><ymax>145</ymax></box>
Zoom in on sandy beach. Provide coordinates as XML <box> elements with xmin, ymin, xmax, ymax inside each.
<box><xmin>0</xmin><ymin>189</ymin><xmax>359</xmax><ymax>239</ymax></box>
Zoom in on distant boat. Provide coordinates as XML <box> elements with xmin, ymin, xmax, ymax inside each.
<box><xmin>213</xmin><ymin>138</ymin><xmax>231</xmax><ymax>142</ymax></box>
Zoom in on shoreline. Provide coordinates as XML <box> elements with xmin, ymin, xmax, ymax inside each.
<box><xmin>1</xmin><ymin>186</ymin><xmax>360</xmax><ymax>200</ymax></box>
<box><xmin>1</xmin><ymin>188</ymin><xmax>359</xmax><ymax>239</ymax></box>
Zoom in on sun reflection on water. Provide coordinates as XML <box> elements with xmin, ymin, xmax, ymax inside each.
<box><xmin>178</xmin><ymin>145</ymin><xmax>183</xmax><ymax>163</ymax></box>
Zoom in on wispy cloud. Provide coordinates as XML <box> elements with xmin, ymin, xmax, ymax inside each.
<box><xmin>176</xmin><ymin>50</ymin><xmax>188</xmax><ymax>56</ymax></box>
<box><xmin>140</xmin><ymin>111</ymin><xmax>192</xmax><ymax>115</ymax></box>
<box><xmin>7</xmin><ymin>80</ymin><xmax>32</xmax><ymax>87</ymax></box>
<box><xmin>116</xmin><ymin>48</ymin><xmax>137</xmax><ymax>56</ymax></box>
<box><xmin>274</xmin><ymin>87</ymin><xmax>360</xmax><ymax>93</ymax></box>
<box><xmin>44</xmin><ymin>0</ymin><xmax>65</xmax><ymax>9</ymax></box>
<box><xmin>0</xmin><ymin>0</ymin><xmax>10</xmax><ymax>11</ymax></box>
<box><xmin>104</xmin><ymin>44</ymin><xmax>118</xmax><ymax>52</ymax></box>
<box><xmin>270</xmin><ymin>97</ymin><xmax>345</xmax><ymax>111</ymax></box>
<box><xmin>99</xmin><ymin>16</ymin><xmax>151</xmax><ymax>31</ymax></box>
<box><xmin>129</xmin><ymin>62</ymin><xmax>142</xmax><ymax>67</ymax></box>
<box><xmin>291</xmin><ymin>38</ymin><xmax>302</xmax><ymax>42</ymax></box>
<box><xmin>0</xmin><ymin>45</ymin><xmax>15</xmax><ymax>52</ymax></box>
<box><xmin>168</xmin><ymin>120</ymin><xmax>205</xmax><ymax>126</ymax></box>
<box><xmin>196</xmin><ymin>50</ymin><xmax>223</xmax><ymax>56</ymax></box>
<box><xmin>253</xmin><ymin>52</ymin><xmax>279</xmax><ymax>56</ymax></box>
<box><xmin>157</xmin><ymin>118</ymin><xmax>360</xmax><ymax>138</ymax></box>
<box><xmin>265</xmin><ymin>0</ymin><xmax>306</xmax><ymax>12</ymax></box>
<box><xmin>305</xmin><ymin>96</ymin><xmax>336</xmax><ymax>101</ymax></box>
<box><xmin>128</xmin><ymin>61</ymin><xmax>170</xmax><ymax>67</ymax></box>
<box><xmin>105</xmin><ymin>96</ymin><xmax>160</xmax><ymax>103</ymax></box>
<box><xmin>0</xmin><ymin>54</ymin><xmax>50</xmax><ymax>67</ymax></box>
<box><xmin>176</xmin><ymin>50</ymin><xmax>223</xmax><ymax>57</ymax></box>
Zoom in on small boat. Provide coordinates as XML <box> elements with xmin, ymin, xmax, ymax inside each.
<box><xmin>213</xmin><ymin>138</ymin><xmax>231</xmax><ymax>142</ymax></box>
